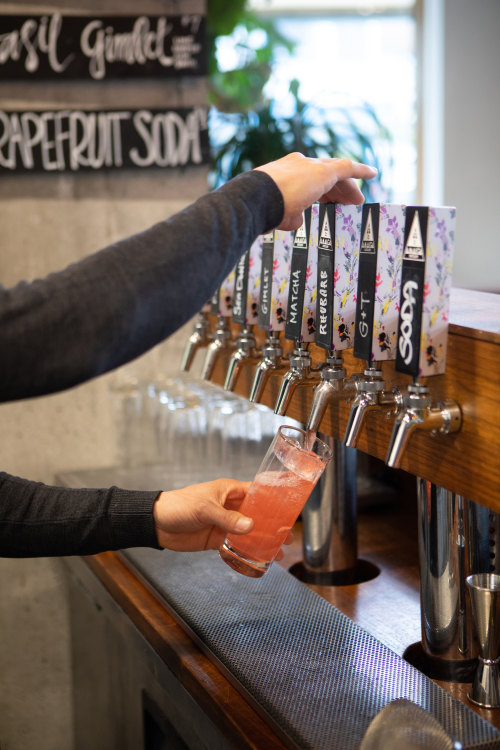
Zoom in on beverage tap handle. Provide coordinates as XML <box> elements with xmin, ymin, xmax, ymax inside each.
<box><xmin>180</xmin><ymin>311</ymin><xmax>211</xmax><ymax>372</ymax></box>
<box><xmin>385</xmin><ymin>386</ymin><xmax>462</xmax><ymax>468</ymax></box>
<box><xmin>200</xmin><ymin>316</ymin><xmax>232</xmax><ymax>381</ymax></box>
<box><xmin>248</xmin><ymin>334</ymin><xmax>286</xmax><ymax>403</ymax></box>
<box><xmin>223</xmin><ymin>327</ymin><xmax>259</xmax><ymax>392</ymax></box>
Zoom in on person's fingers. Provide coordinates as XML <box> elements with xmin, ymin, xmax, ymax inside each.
<box><xmin>283</xmin><ymin>211</ymin><xmax>306</xmax><ymax>231</ymax></box>
<box><xmin>323</xmin><ymin>157</ymin><xmax>377</xmax><ymax>182</ymax></box>
<box><xmin>196</xmin><ymin>500</ymin><xmax>254</xmax><ymax>535</ymax></box>
<box><xmin>258</xmin><ymin>153</ymin><xmax>377</xmax><ymax>230</ymax></box>
<box><xmin>323</xmin><ymin>177</ymin><xmax>366</xmax><ymax>205</ymax></box>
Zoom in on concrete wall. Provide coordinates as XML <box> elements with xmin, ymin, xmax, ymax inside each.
<box><xmin>443</xmin><ymin>0</ymin><xmax>500</xmax><ymax>292</ymax></box>
<box><xmin>0</xmin><ymin>2</ymin><xmax>207</xmax><ymax>749</ymax></box>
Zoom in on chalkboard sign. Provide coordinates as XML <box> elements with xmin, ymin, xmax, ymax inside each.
<box><xmin>0</xmin><ymin>107</ymin><xmax>209</xmax><ymax>172</ymax></box>
<box><xmin>0</xmin><ymin>13</ymin><xmax>206</xmax><ymax>80</ymax></box>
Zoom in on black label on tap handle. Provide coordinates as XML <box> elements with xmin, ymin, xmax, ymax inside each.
<box><xmin>316</xmin><ymin>203</ymin><xmax>336</xmax><ymax>351</ymax></box>
<box><xmin>232</xmin><ymin>250</ymin><xmax>250</xmax><ymax>326</ymax></box>
<box><xmin>257</xmin><ymin>232</ymin><xmax>275</xmax><ymax>331</ymax></box>
<box><xmin>395</xmin><ymin>206</ymin><xmax>428</xmax><ymax>376</ymax></box>
<box><xmin>354</xmin><ymin>204</ymin><xmax>380</xmax><ymax>362</ymax></box>
<box><xmin>285</xmin><ymin>208</ymin><xmax>311</xmax><ymax>342</ymax></box>
<box><xmin>210</xmin><ymin>288</ymin><xmax>220</xmax><ymax>315</ymax></box>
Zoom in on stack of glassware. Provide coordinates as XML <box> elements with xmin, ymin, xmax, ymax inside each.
<box><xmin>109</xmin><ymin>373</ymin><xmax>287</xmax><ymax>481</ymax></box>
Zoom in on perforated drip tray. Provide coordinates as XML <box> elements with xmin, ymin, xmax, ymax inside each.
<box><xmin>122</xmin><ymin>548</ymin><xmax>500</xmax><ymax>750</ymax></box>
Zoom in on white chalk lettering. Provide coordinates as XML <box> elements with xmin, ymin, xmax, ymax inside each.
<box><xmin>80</xmin><ymin>17</ymin><xmax>174</xmax><ymax>80</ymax></box>
<box><xmin>0</xmin><ymin>14</ymin><xmax>73</xmax><ymax>73</ymax></box>
<box><xmin>319</xmin><ymin>270</ymin><xmax>328</xmax><ymax>335</ymax></box>
<box><xmin>129</xmin><ymin>109</ymin><xmax>204</xmax><ymax>168</ymax></box>
<box><xmin>398</xmin><ymin>280</ymin><xmax>419</xmax><ymax>364</ymax></box>
<box><xmin>358</xmin><ymin>290</ymin><xmax>371</xmax><ymax>338</ymax></box>
<box><xmin>0</xmin><ymin>108</ymin><xmax>206</xmax><ymax>172</ymax></box>
<box><xmin>288</xmin><ymin>269</ymin><xmax>302</xmax><ymax>324</ymax></box>
<box><xmin>260</xmin><ymin>267</ymin><xmax>271</xmax><ymax>315</ymax></box>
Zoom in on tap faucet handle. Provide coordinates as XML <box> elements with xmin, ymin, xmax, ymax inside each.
<box><xmin>248</xmin><ymin>334</ymin><xmax>286</xmax><ymax>404</ymax></box>
<box><xmin>353</xmin><ymin>204</ymin><xmax>380</xmax><ymax>362</ymax></box>
<box><xmin>223</xmin><ymin>328</ymin><xmax>259</xmax><ymax>392</ymax></box>
<box><xmin>231</xmin><ymin>249</ymin><xmax>251</xmax><ymax>328</ymax></box>
<box><xmin>180</xmin><ymin>311</ymin><xmax>212</xmax><ymax>372</ymax></box>
<box><xmin>343</xmin><ymin>368</ymin><xmax>403</xmax><ymax>448</ymax></box>
<box><xmin>395</xmin><ymin>205</ymin><xmax>456</xmax><ymax>379</ymax></box>
<box><xmin>316</xmin><ymin>204</ymin><xmax>336</xmax><ymax>353</ymax></box>
<box><xmin>200</xmin><ymin>317</ymin><xmax>232</xmax><ymax>381</ymax></box>
<box><xmin>385</xmin><ymin>384</ymin><xmax>461</xmax><ymax>467</ymax></box>
<box><xmin>354</xmin><ymin>203</ymin><xmax>406</xmax><ymax>364</ymax></box>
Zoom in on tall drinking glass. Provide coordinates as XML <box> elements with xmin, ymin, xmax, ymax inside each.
<box><xmin>220</xmin><ymin>425</ymin><xmax>332</xmax><ymax>578</ymax></box>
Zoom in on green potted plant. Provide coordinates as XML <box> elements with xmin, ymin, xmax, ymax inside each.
<box><xmin>206</xmin><ymin>1</ymin><xmax>392</xmax><ymax>201</ymax></box>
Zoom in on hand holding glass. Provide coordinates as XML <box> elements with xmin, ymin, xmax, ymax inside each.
<box><xmin>220</xmin><ymin>425</ymin><xmax>332</xmax><ymax>577</ymax></box>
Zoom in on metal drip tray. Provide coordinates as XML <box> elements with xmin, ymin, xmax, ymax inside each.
<box><xmin>123</xmin><ymin>548</ymin><xmax>500</xmax><ymax>750</ymax></box>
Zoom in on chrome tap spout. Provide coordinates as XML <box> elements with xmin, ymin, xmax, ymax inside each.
<box><xmin>344</xmin><ymin>392</ymin><xmax>377</xmax><ymax>447</ymax></box>
<box><xmin>223</xmin><ymin>328</ymin><xmax>259</xmax><ymax>391</ymax></box>
<box><xmin>305</xmin><ymin>356</ymin><xmax>350</xmax><ymax>433</ymax></box>
<box><xmin>180</xmin><ymin>313</ymin><xmax>211</xmax><ymax>372</ymax></box>
<box><xmin>344</xmin><ymin>368</ymin><xmax>402</xmax><ymax>448</ymax></box>
<box><xmin>248</xmin><ymin>335</ymin><xmax>287</xmax><ymax>403</ymax></box>
<box><xmin>274</xmin><ymin>348</ymin><xmax>321</xmax><ymax>417</ymax></box>
<box><xmin>200</xmin><ymin>317</ymin><xmax>232</xmax><ymax>381</ymax></box>
<box><xmin>386</xmin><ymin>383</ymin><xmax>462</xmax><ymax>468</ymax></box>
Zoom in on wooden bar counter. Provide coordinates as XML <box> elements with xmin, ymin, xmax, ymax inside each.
<box><xmin>66</xmin><ymin>288</ymin><xmax>500</xmax><ymax>749</ymax></box>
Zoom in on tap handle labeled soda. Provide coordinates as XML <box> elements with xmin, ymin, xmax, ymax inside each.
<box><xmin>385</xmin><ymin>204</ymin><xmax>459</xmax><ymax>467</ymax></box>
<box><xmin>396</xmin><ymin>205</ymin><xmax>455</xmax><ymax>378</ymax></box>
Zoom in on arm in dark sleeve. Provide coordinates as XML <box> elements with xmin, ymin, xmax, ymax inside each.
<box><xmin>0</xmin><ymin>171</ymin><xmax>284</xmax><ymax>402</ymax></box>
<box><xmin>0</xmin><ymin>472</ymin><xmax>161</xmax><ymax>557</ymax></box>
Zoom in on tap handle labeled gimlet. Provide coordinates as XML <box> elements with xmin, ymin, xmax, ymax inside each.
<box><xmin>257</xmin><ymin>231</ymin><xmax>275</xmax><ymax>332</ymax></box>
<box><xmin>246</xmin><ymin>235</ymin><xmax>262</xmax><ymax>327</ymax></box>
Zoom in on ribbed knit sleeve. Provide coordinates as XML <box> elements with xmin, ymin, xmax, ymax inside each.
<box><xmin>0</xmin><ymin>472</ymin><xmax>161</xmax><ymax>557</ymax></box>
<box><xmin>0</xmin><ymin>170</ymin><xmax>284</xmax><ymax>402</ymax></box>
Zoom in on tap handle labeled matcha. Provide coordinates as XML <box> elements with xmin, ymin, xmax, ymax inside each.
<box><xmin>284</xmin><ymin>207</ymin><xmax>311</xmax><ymax>343</ymax></box>
<box><xmin>300</xmin><ymin>204</ymin><xmax>319</xmax><ymax>344</ymax></box>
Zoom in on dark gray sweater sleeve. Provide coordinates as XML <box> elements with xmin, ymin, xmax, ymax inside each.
<box><xmin>0</xmin><ymin>170</ymin><xmax>284</xmax><ymax>402</ymax></box>
<box><xmin>0</xmin><ymin>170</ymin><xmax>284</xmax><ymax>558</ymax></box>
<box><xmin>0</xmin><ymin>472</ymin><xmax>160</xmax><ymax>557</ymax></box>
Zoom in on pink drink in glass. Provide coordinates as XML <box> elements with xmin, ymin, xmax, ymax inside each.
<box><xmin>220</xmin><ymin>426</ymin><xmax>332</xmax><ymax>577</ymax></box>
